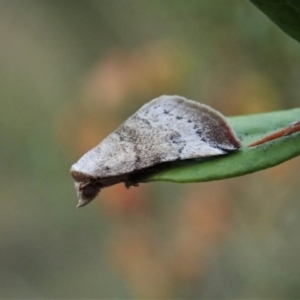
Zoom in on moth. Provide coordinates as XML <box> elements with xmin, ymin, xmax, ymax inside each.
<box><xmin>71</xmin><ymin>95</ymin><xmax>241</xmax><ymax>208</ymax></box>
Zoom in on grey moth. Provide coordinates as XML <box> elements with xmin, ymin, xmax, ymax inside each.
<box><xmin>70</xmin><ymin>95</ymin><xmax>241</xmax><ymax>208</ymax></box>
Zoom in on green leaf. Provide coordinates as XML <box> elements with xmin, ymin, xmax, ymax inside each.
<box><xmin>250</xmin><ymin>0</ymin><xmax>300</xmax><ymax>43</ymax></box>
<box><xmin>142</xmin><ymin>108</ymin><xmax>300</xmax><ymax>183</ymax></box>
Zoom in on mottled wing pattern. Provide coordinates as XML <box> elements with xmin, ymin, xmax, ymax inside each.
<box><xmin>71</xmin><ymin>95</ymin><xmax>241</xmax><ymax>178</ymax></box>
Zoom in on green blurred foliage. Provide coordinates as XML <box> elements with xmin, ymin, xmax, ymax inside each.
<box><xmin>251</xmin><ymin>0</ymin><xmax>300</xmax><ymax>43</ymax></box>
<box><xmin>1</xmin><ymin>0</ymin><xmax>300</xmax><ymax>298</ymax></box>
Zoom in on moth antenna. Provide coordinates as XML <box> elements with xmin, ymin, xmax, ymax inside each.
<box><xmin>249</xmin><ymin>120</ymin><xmax>300</xmax><ymax>147</ymax></box>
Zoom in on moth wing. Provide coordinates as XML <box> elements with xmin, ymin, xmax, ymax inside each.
<box><xmin>71</xmin><ymin>95</ymin><xmax>241</xmax><ymax>179</ymax></box>
<box><xmin>139</xmin><ymin>95</ymin><xmax>240</xmax><ymax>149</ymax></box>
<box><xmin>71</xmin><ymin>133</ymin><xmax>138</xmax><ymax>179</ymax></box>
<box><xmin>112</xmin><ymin>95</ymin><xmax>240</xmax><ymax>169</ymax></box>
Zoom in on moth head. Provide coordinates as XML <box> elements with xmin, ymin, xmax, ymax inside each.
<box><xmin>75</xmin><ymin>181</ymin><xmax>100</xmax><ymax>208</ymax></box>
<box><xmin>71</xmin><ymin>170</ymin><xmax>100</xmax><ymax>208</ymax></box>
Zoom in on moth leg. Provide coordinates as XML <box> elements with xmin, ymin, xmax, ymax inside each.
<box><xmin>79</xmin><ymin>181</ymin><xmax>90</xmax><ymax>190</ymax></box>
<box><xmin>124</xmin><ymin>179</ymin><xmax>139</xmax><ymax>189</ymax></box>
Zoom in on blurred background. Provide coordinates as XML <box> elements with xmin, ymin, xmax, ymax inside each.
<box><xmin>1</xmin><ymin>0</ymin><xmax>300</xmax><ymax>298</ymax></box>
